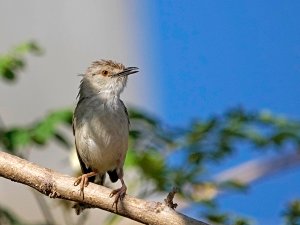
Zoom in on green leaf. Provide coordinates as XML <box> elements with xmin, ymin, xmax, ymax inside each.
<box><xmin>30</xmin><ymin>109</ymin><xmax>72</xmax><ymax>145</ymax></box>
<box><xmin>47</xmin><ymin>109</ymin><xmax>73</xmax><ymax>125</ymax></box>
<box><xmin>129</xmin><ymin>109</ymin><xmax>158</xmax><ymax>127</ymax></box>
<box><xmin>14</xmin><ymin>41</ymin><xmax>42</xmax><ymax>55</ymax></box>
<box><xmin>205</xmin><ymin>212</ymin><xmax>229</xmax><ymax>224</ymax></box>
<box><xmin>283</xmin><ymin>200</ymin><xmax>300</xmax><ymax>225</ymax></box>
<box><xmin>271</xmin><ymin>131</ymin><xmax>297</xmax><ymax>146</ymax></box>
<box><xmin>219</xmin><ymin>180</ymin><xmax>248</xmax><ymax>192</ymax></box>
<box><xmin>135</xmin><ymin>149</ymin><xmax>167</xmax><ymax>189</ymax></box>
<box><xmin>187</xmin><ymin>119</ymin><xmax>216</xmax><ymax>144</ymax></box>
<box><xmin>54</xmin><ymin>131</ymin><xmax>71</xmax><ymax>149</ymax></box>
<box><xmin>129</xmin><ymin>130</ymin><xmax>141</xmax><ymax>139</ymax></box>
<box><xmin>0</xmin><ymin>109</ymin><xmax>72</xmax><ymax>151</ymax></box>
<box><xmin>1</xmin><ymin>128</ymin><xmax>31</xmax><ymax>152</ymax></box>
<box><xmin>31</xmin><ymin>120</ymin><xmax>55</xmax><ymax>145</ymax></box>
<box><xmin>2</xmin><ymin>68</ymin><xmax>15</xmax><ymax>80</ymax></box>
<box><xmin>0</xmin><ymin>41</ymin><xmax>42</xmax><ymax>82</ymax></box>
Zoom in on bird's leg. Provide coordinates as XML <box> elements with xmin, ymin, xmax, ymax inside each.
<box><xmin>109</xmin><ymin>176</ymin><xmax>127</xmax><ymax>209</ymax></box>
<box><xmin>109</xmin><ymin>178</ymin><xmax>127</xmax><ymax>207</ymax></box>
<box><xmin>74</xmin><ymin>171</ymin><xmax>97</xmax><ymax>198</ymax></box>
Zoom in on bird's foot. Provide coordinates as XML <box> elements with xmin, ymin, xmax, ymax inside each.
<box><xmin>74</xmin><ymin>172</ymin><xmax>97</xmax><ymax>198</ymax></box>
<box><xmin>109</xmin><ymin>184</ymin><xmax>127</xmax><ymax>209</ymax></box>
<box><xmin>74</xmin><ymin>175</ymin><xmax>89</xmax><ymax>198</ymax></box>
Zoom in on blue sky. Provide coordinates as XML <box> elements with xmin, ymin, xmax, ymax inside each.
<box><xmin>147</xmin><ymin>1</ymin><xmax>300</xmax><ymax>224</ymax></box>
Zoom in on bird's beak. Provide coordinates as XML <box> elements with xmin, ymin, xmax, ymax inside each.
<box><xmin>111</xmin><ymin>67</ymin><xmax>139</xmax><ymax>77</ymax></box>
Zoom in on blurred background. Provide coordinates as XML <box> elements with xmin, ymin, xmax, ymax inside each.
<box><xmin>1</xmin><ymin>1</ymin><xmax>300</xmax><ymax>225</ymax></box>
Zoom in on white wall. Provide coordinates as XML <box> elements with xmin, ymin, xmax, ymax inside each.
<box><xmin>0</xmin><ymin>1</ymin><xmax>159</xmax><ymax>224</ymax></box>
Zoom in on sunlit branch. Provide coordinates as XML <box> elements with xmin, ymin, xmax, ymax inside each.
<box><xmin>0</xmin><ymin>151</ymin><xmax>209</xmax><ymax>225</ymax></box>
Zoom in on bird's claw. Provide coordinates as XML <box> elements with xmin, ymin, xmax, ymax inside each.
<box><xmin>110</xmin><ymin>186</ymin><xmax>127</xmax><ymax>210</ymax></box>
<box><xmin>74</xmin><ymin>175</ymin><xmax>89</xmax><ymax>199</ymax></box>
<box><xmin>74</xmin><ymin>176</ymin><xmax>82</xmax><ymax>186</ymax></box>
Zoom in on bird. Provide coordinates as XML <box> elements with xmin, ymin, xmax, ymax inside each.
<box><xmin>72</xmin><ymin>59</ymin><xmax>138</xmax><ymax>214</ymax></box>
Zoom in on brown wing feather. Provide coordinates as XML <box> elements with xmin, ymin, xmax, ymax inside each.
<box><xmin>73</xmin><ymin>115</ymin><xmax>103</xmax><ymax>183</ymax></box>
<box><xmin>119</xmin><ymin>99</ymin><xmax>130</xmax><ymax>127</ymax></box>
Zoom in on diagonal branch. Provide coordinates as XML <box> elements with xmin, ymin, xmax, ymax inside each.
<box><xmin>0</xmin><ymin>151</ymin><xmax>209</xmax><ymax>225</ymax></box>
<box><xmin>214</xmin><ymin>150</ymin><xmax>300</xmax><ymax>184</ymax></box>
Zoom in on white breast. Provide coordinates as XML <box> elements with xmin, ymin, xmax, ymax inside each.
<box><xmin>74</xmin><ymin>96</ymin><xmax>129</xmax><ymax>173</ymax></box>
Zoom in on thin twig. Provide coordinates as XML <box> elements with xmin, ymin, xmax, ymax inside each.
<box><xmin>164</xmin><ymin>187</ymin><xmax>178</xmax><ymax>210</ymax></box>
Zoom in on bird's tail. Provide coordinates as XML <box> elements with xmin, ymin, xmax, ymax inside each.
<box><xmin>107</xmin><ymin>169</ymin><xmax>119</xmax><ymax>183</ymax></box>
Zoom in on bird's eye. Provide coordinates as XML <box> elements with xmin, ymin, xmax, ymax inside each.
<box><xmin>102</xmin><ymin>70</ymin><xmax>109</xmax><ymax>76</ymax></box>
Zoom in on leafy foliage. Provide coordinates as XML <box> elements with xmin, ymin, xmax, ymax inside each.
<box><xmin>0</xmin><ymin>109</ymin><xmax>72</xmax><ymax>155</ymax></box>
<box><xmin>204</xmin><ymin>211</ymin><xmax>251</xmax><ymax>225</ymax></box>
<box><xmin>128</xmin><ymin>107</ymin><xmax>300</xmax><ymax>190</ymax></box>
<box><xmin>1</xmin><ymin>42</ymin><xmax>300</xmax><ymax>225</ymax></box>
<box><xmin>283</xmin><ymin>200</ymin><xmax>300</xmax><ymax>225</ymax></box>
<box><xmin>125</xmin><ymin>107</ymin><xmax>300</xmax><ymax>224</ymax></box>
<box><xmin>0</xmin><ymin>41</ymin><xmax>42</xmax><ymax>81</ymax></box>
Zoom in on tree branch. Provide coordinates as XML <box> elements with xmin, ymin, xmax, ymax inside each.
<box><xmin>0</xmin><ymin>151</ymin><xmax>209</xmax><ymax>225</ymax></box>
<box><xmin>214</xmin><ymin>150</ymin><xmax>300</xmax><ymax>184</ymax></box>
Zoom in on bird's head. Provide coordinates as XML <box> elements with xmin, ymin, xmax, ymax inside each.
<box><xmin>79</xmin><ymin>59</ymin><xmax>138</xmax><ymax>98</ymax></box>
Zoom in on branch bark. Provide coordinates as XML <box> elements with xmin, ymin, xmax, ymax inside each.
<box><xmin>0</xmin><ymin>151</ymin><xmax>209</xmax><ymax>225</ymax></box>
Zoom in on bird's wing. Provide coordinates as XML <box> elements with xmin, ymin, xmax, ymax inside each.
<box><xmin>73</xmin><ymin>114</ymin><xmax>99</xmax><ymax>183</ymax></box>
<box><xmin>119</xmin><ymin>99</ymin><xmax>130</xmax><ymax>127</ymax></box>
